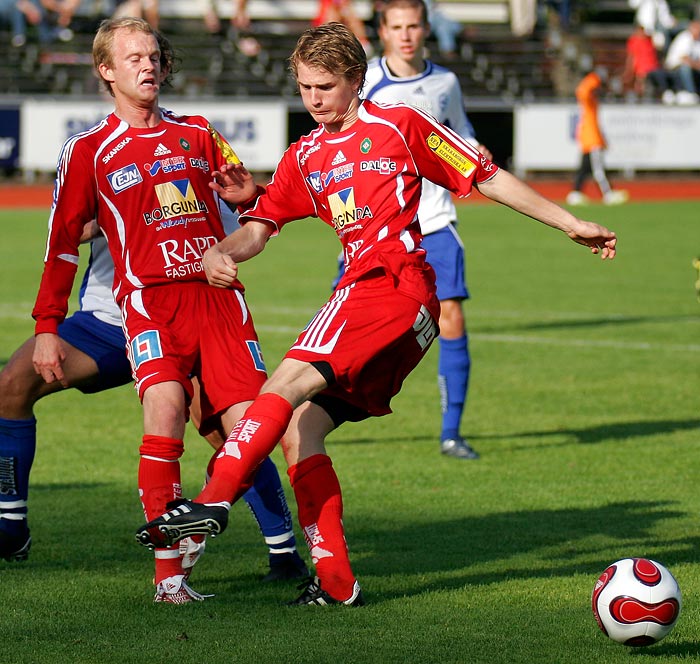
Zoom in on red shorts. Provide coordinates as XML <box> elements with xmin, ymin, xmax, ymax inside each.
<box><xmin>121</xmin><ymin>282</ymin><xmax>267</xmax><ymax>430</ymax></box>
<box><xmin>285</xmin><ymin>267</ymin><xmax>439</xmax><ymax>418</ymax></box>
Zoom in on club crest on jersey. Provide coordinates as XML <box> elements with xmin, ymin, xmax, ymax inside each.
<box><xmin>107</xmin><ymin>163</ymin><xmax>142</xmax><ymax>193</ymax></box>
<box><xmin>131</xmin><ymin>330</ymin><xmax>163</xmax><ymax>368</ymax></box>
<box><xmin>426</xmin><ymin>132</ymin><xmax>476</xmax><ymax>177</ymax></box>
<box><xmin>328</xmin><ymin>187</ymin><xmax>373</xmax><ymax>233</ymax></box>
<box><xmin>144</xmin><ymin>179</ymin><xmax>209</xmax><ymax>224</ymax></box>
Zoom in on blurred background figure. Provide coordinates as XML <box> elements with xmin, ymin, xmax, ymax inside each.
<box><xmin>628</xmin><ymin>0</ymin><xmax>676</xmax><ymax>51</ymax></box>
<box><xmin>203</xmin><ymin>0</ymin><xmax>261</xmax><ymax>57</ymax></box>
<box><xmin>313</xmin><ymin>0</ymin><xmax>374</xmax><ymax>55</ymax></box>
<box><xmin>567</xmin><ymin>66</ymin><xmax>628</xmax><ymax>206</ymax></box>
<box><xmin>664</xmin><ymin>18</ymin><xmax>700</xmax><ymax>104</ymax></box>
<box><xmin>1</xmin><ymin>0</ymin><xmax>36</xmax><ymax>47</ymax></box>
<box><xmin>39</xmin><ymin>0</ymin><xmax>79</xmax><ymax>41</ymax></box>
<box><xmin>112</xmin><ymin>0</ymin><xmax>158</xmax><ymax>28</ymax></box>
<box><xmin>424</xmin><ymin>0</ymin><xmax>464</xmax><ymax>57</ymax></box>
<box><xmin>509</xmin><ymin>0</ymin><xmax>537</xmax><ymax>38</ymax></box>
<box><xmin>3</xmin><ymin>0</ymin><xmax>76</xmax><ymax>46</ymax></box>
<box><xmin>544</xmin><ymin>0</ymin><xmax>573</xmax><ymax>31</ymax></box>
<box><xmin>623</xmin><ymin>21</ymin><xmax>673</xmax><ymax>100</ymax></box>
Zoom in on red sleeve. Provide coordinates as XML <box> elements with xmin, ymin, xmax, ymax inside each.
<box><xmin>32</xmin><ymin>140</ymin><xmax>98</xmax><ymax>335</ymax></box>
<box><xmin>239</xmin><ymin>144</ymin><xmax>317</xmax><ymax>232</ymax></box>
<box><xmin>401</xmin><ymin>106</ymin><xmax>498</xmax><ymax>198</ymax></box>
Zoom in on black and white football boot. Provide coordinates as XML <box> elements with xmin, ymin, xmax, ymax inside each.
<box><xmin>136</xmin><ymin>499</ymin><xmax>229</xmax><ymax>549</ymax></box>
<box><xmin>288</xmin><ymin>576</ymin><xmax>365</xmax><ymax>606</ymax></box>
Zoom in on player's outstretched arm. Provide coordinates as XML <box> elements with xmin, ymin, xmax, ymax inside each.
<box><xmin>476</xmin><ymin>169</ymin><xmax>617</xmax><ymax>260</ymax></box>
<box><xmin>203</xmin><ymin>220</ymin><xmax>273</xmax><ymax>288</ymax></box>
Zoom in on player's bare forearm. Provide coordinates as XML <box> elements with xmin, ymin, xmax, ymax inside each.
<box><xmin>476</xmin><ymin>169</ymin><xmax>617</xmax><ymax>259</ymax></box>
<box><xmin>203</xmin><ymin>221</ymin><xmax>272</xmax><ymax>287</ymax></box>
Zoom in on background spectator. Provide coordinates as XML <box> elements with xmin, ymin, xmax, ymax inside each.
<box><xmin>509</xmin><ymin>0</ymin><xmax>536</xmax><ymax>37</ymax></box>
<box><xmin>628</xmin><ymin>0</ymin><xmax>676</xmax><ymax>51</ymax></box>
<box><xmin>664</xmin><ymin>18</ymin><xmax>700</xmax><ymax>104</ymax></box>
<box><xmin>425</xmin><ymin>0</ymin><xmax>464</xmax><ymax>57</ymax></box>
<box><xmin>566</xmin><ymin>68</ymin><xmax>628</xmax><ymax>206</ymax></box>
<box><xmin>112</xmin><ymin>0</ymin><xmax>158</xmax><ymax>28</ymax></box>
<box><xmin>204</xmin><ymin>0</ymin><xmax>261</xmax><ymax>57</ymax></box>
<box><xmin>40</xmin><ymin>0</ymin><xmax>79</xmax><ymax>40</ymax></box>
<box><xmin>1</xmin><ymin>0</ymin><xmax>36</xmax><ymax>47</ymax></box>
<box><xmin>4</xmin><ymin>0</ymin><xmax>75</xmax><ymax>46</ymax></box>
<box><xmin>623</xmin><ymin>20</ymin><xmax>673</xmax><ymax>100</ymax></box>
<box><xmin>313</xmin><ymin>0</ymin><xmax>374</xmax><ymax>55</ymax></box>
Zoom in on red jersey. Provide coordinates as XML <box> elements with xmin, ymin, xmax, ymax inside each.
<box><xmin>33</xmin><ymin>109</ymin><xmax>242</xmax><ymax>335</ymax></box>
<box><xmin>626</xmin><ymin>32</ymin><xmax>660</xmax><ymax>76</ymax></box>
<box><xmin>241</xmin><ymin>99</ymin><xmax>497</xmax><ymax>306</ymax></box>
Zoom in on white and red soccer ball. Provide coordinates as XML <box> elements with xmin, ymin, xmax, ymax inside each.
<box><xmin>592</xmin><ymin>558</ymin><xmax>682</xmax><ymax>647</ymax></box>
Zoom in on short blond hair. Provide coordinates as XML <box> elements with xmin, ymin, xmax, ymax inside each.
<box><xmin>289</xmin><ymin>22</ymin><xmax>367</xmax><ymax>91</ymax></box>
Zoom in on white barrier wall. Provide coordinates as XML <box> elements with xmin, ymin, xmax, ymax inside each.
<box><xmin>20</xmin><ymin>99</ymin><xmax>287</xmax><ymax>172</ymax></box>
<box><xmin>513</xmin><ymin>104</ymin><xmax>700</xmax><ymax>174</ymax></box>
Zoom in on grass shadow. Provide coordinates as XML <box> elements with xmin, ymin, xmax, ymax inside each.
<box><xmin>349</xmin><ymin>500</ymin><xmax>692</xmax><ymax>600</ymax></box>
<box><xmin>476</xmin><ymin>418</ymin><xmax>700</xmax><ymax>446</ymax></box>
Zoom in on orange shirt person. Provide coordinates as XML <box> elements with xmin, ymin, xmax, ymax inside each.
<box><xmin>566</xmin><ymin>70</ymin><xmax>628</xmax><ymax>206</ymax></box>
<box><xmin>576</xmin><ymin>71</ymin><xmax>606</xmax><ymax>154</ymax></box>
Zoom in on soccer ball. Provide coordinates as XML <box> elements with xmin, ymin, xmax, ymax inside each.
<box><xmin>592</xmin><ymin>558</ymin><xmax>681</xmax><ymax>647</ymax></box>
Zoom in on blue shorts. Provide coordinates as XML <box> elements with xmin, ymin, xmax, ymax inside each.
<box><xmin>420</xmin><ymin>224</ymin><xmax>469</xmax><ymax>302</ymax></box>
<box><xmin>57</xmin><ymin>311</ymin><xmax>132</xmax><ymax>394</ymax></box>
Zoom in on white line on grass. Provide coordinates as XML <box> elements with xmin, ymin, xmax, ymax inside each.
<box><xmin>254</xmin><ymin>326</ymin><xmax>700</xmax><ymax>353</ymax></box>
<box><xmin>3</xmin><ymin>306</ymin><xmax>698</xmax><ymax>353</ymax></box>
<box><xmin>468</xmin><ymin>333</ymin><xmax>700</xmax><ymax>353</ymax></box>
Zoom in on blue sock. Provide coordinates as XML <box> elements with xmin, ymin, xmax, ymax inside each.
<box><xmin>243</xmin><ymin>456</ymin><xmax>298</xmax><ymax>559</ymax></box>
<box><xmin>437</xmin><ymin>335</ymin><xmax>470</xmax><ymax>442</ymax></box>
<box><xmin>0</xmin><ymin>417</ymin><xmax>36</xmax><ymax>536</ymax></box>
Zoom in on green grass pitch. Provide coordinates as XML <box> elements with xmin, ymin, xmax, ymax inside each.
<box><xmin>0</xmin><ymin>200</ymin><xmax>699</xmax><ymax>663</ymax></box>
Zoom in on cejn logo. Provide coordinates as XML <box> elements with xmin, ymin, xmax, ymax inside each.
<box><xmin>107</xmin><ymin>163</ymin><xmax>142</xmax><ymax>193</ymax></box>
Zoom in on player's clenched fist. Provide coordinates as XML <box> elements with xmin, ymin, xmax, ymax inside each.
<box><xmin>203</xmin><ymin>244</ymin><xmax>239</xmax><ymax>288</ymax></box>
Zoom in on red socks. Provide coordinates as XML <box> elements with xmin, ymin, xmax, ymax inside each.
<box><xmin>288</xmin><ymin>454</ymin><xmax>356</xmax><ymax>602</ymax></box>
<box><xmin>197</xmin><ymin>393</ymin><xmax>293</xmax><ymax>504</ymax></box>
<box><xmin>138</xmin><ymin>435</ymin><xmax>185</xmax><ymax>585</ymax></box>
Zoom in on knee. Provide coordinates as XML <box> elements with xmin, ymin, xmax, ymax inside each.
<box><xmin>438</xmin><ymin>299</ymin><xmax>466</xmax><ymax>338</ymax></box>
<box><xmin>0</xmin><ymin>364</ymin><xmax>41</xmax><ymax>419</ymax></box>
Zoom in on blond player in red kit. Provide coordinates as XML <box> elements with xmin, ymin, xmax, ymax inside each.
<box><xmin>29</xmin><ymin>17</ymin><xmax>299</xmax><ymax>603</ymax></box>
<box><xmin>138</xmin><ymin>22</ymin><xmax>618</xmax><ymax>606</ymax></box>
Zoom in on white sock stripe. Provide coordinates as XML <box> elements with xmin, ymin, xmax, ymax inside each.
<box><xmin>154</xmin><ymin>549</ymin><xmax>182</xmax><ymax>559</ymax></box>
<box><xmin>269</xmin><ymin>546</ymin><xmax>296</xmax><ymax>554</ymax></box>
<box><xmin>0</xmin><ymin>513</ymin><xmax>27</xmax><ymax>521</ymax></box>
<box><xmin>140</xmin><ymin>455</ymin><xmax>179</xmax><ymax>463</ymax></box>
<box><xmin>0</xmin><ymin>500</ymin><xmax>28</xmax><ymax>509</ymax></box>
<box><xmin>264</xmin><ymin>531</ymin><xmax>295</xmax><ymax>546</ymax></box>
